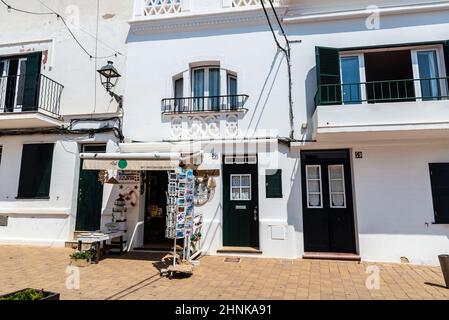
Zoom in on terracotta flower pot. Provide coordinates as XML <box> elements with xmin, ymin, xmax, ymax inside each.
<box><xmin>70</xmin><ymin>258</ymin><xmax>91</xmax><ymax>268</ymax></box>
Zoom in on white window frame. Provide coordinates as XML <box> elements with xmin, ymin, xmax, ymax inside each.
<box><xmin>339</xmin><ymin>44</ymin><xmax>448</xmax><ymax>103</ymax></box>
<box><xmin>0</xmin><ymin>57</ymin><xmax>27</xmax><ymax>112</ymax></box>
<box><xmin>191</xmin><ymin>66</ymin><xmax>221</xmax><ymax>98</ymax></box>
<box><xmin>227</xmin><ymin>72</ymin><xmax>237</xmax><ymax>95</ymax></box>
<box><xmin>339</xmin><ymin>53</ymin><xmax>367</xmax><ymax>104</ymax></box>
<box><xmin>328</xmin><ymin>165</ymin><xmax>346</xmax><ymax>209</ymax></box>
<box><xmin>411</xmin><ymin>46</ymin><xmax>448</xmax><ymax>99</ymax></box>
<box><xmin>230</xmin><ymin>174</ymin><xmax>251</xmax><ymax>201</ymax></box>
<box><xmin>305</xmin><ymin>165</ymin><xmax>323</xmax><ymax>209</ymax></box>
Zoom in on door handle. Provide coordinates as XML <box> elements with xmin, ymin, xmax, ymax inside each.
<box><xmin>253</xmin><ymin>206</ymin><xmax>258</xmax><ymax>221</ymax></box>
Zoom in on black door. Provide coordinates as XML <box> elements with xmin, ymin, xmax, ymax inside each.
<box><xmin>223</xmin><ymin>156</ymin><xmax>259</xmax><ymax>247</ymax></box>
<box><xmin>75</xmin><ymin>144</ymin><xmax>106</xmax><ymax>231</ymax></box>
<box><xmin>301</xmin><ymin>150</ymin><xmax>356</xmax><ymax>253</ymax></box>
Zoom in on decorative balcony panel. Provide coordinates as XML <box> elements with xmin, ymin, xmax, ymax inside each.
<box><xmin>232</xmin><ymin>0</ymin><xmax>273</xmax><ymax>8</ymax></box>
<box><xmin>143</xmin><ymin>0</ymin><xmax>182</xmax><ymax>16</ymax></box>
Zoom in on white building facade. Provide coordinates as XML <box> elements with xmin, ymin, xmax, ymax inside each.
<box><xmin>115</xmin><ymin>0</ymin><xmax>449</xmax><ymax>265</ymax></box>
<box><xmin>1</xmin><ymin>0</ymin><xmax>449</xmax><ymax>266</ymax></box>
<box><xmin>0</xmin><ymin>0</ymin><xmax>130</xmax><ymax>246</ymax></box>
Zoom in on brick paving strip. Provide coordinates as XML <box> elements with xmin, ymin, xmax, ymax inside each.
<box><xmin>0</xmin><ymin>246</ymin><xmax>448</xmax><ymax>300</ymax></box>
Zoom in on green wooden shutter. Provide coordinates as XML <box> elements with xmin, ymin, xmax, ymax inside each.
<box><xmin>17</xmin><ymin>143</ymin><xmax>54</xmax><ymax>198</ymax></box>
<box><xmin>316</xmin><ymin>46</ymin><xmax>342</xmax><ymax>105</ymax></box>
<box><xmin>266</xmin><ymin>169</ymin><xmax>283</xmax><ymax>198</ymax></box>
<box><xmin>429</xmin><ymin>163</ymin><xmax>449</xmax><ymax>224</ymax></box>
<box><xmin>22</xmin><ymin>52</ymin><xmax>42</xmax><ymax>111</ymax></box>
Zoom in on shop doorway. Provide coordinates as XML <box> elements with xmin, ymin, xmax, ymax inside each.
<box><xmin>75</xmin><ymin>144</ymin><xmax>106</xmax><ymax>231</ymax></box>
<box><xmin>141</xmin><ymin>171</ymin><xmax>172</xmax><ymax>250</ymax></box>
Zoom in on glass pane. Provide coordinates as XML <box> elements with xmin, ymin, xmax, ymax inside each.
<box><xmin>331</xmin><ymin>194</ymin><xmax>345</xmax><ymax>207</ymax></box>
<box><xmin>16</xmin><ymin>60</ymin><xmax>27</xmax><ymax>106</ymax></box>
<box><xmin>329</xmin><ymin>166</ymin><xmax>343</xmax><ymax>179</ymax></box>
<box><xmin>418</xmin><ymin>51</ymin><xmax>440</xmax><ymax>100</ymax></box>
<box><xmin>209</xmin><ymin>68</ymin><xmax>220</xmax><ymax>110</ymax></box>
<box><xmin>307</xmin><ymin>180</ymin><xmax>320</xmax><ymax>193</ymax></box>
<box><xmin>330</xmin><ymin>180</ymin><xmax>344</xmax><ymax>193</ymax></box>
<box><xmin>231</xmin><ymin>188</ymin><xmax>240</xmax><ymax>200</ymax></box>
<box><xmin>308</xmin><ymin>194</ymin><xmax>321</xmax><ymax>207</ymax></box>
<box><xmin>228</xmin><ymin>76</ymin><xmax>237</xmax><ymax>109</ymax></box>
<box><xmin>193</xmin><ymin>69</ymin><xmax>204</xmax><ymax>111</ymax></box>
<box><xmin>306</xmin><ymin>166</ymin><xmax>320</xmax><ymax>179</ymax></box>
<box><xmin>241</xmin><ymin>187</ymin><xmax>250</xmax><ymax>200</ymax></box>
<box><xmin>241</xmin><ymin>175</ymin><xmax>250</xmax><ymax>187</ymax></box>
<box><xmin>231</xmin><ymin>176</ymin><xmax>240</xmax><ymax>187</ymax></box>
<box><xmin>341</xmin><ymin>56</ymin><xmax>361</xmax><ymax>104</ymax></box>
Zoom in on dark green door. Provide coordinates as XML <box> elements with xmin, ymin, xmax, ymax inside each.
<box><xmin>75</xmin><ymin>145</ymin><xmax>106</xmax><ymax>231</ymax></box>
<box><xmin>223</xmin><ymin>157</ymin><xmax>259</xmax><ymax>247</ymax></box>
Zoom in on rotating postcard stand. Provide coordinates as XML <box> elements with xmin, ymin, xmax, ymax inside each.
<box><xmin>160</xmin><ymin>168</ymin><xmax>195</xmax><ymax>279</ymax></box>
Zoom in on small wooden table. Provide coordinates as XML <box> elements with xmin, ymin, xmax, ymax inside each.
<box><xmin>76</xmin><ymin>231</ymin><xmax>125</xmax><ymax>263</ymax></box>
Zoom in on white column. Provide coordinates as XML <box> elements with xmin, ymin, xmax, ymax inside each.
<box><xmin>181</xmin><ymin>0</ymin><xmax>191</xmax><ymax>12</ymax></box>
<box><xmin>133</xmin><ymin>0</ymin><xmax>144</xmax><ymax>18</ymax></box>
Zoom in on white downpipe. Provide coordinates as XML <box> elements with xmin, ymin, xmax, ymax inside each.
<box><xmin>126</xmin><ymin>221</ymin><xmax>144</xmax><ymax>252</ymax></box>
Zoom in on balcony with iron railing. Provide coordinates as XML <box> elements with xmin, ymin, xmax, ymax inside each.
<box><xmin>0</xmin><ymin>73</ymin><xmax>64</xmax><ymax>129</ymax></box>
<box><xmin>313</xmin><ymin>77</ymin><xmax>449</xmax><ymax>139</ymax></box>
<box><xmin>162</xmin><ymin>94</ymin><xmax>249</xmax><ymax>114</ymax></box>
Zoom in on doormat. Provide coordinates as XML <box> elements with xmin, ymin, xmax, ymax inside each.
<box><xmin>224</xmin><ymin>257</ymin><xmax>241</xmax><ymax>263</ymax></box>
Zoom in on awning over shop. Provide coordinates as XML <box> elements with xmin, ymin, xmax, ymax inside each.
<box><xmin>80</xmin><ymin>152</ymin><xmax>202</xmax><ymax>171</ymax></box>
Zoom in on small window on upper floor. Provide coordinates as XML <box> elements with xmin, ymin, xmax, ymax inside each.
<box><xmin>163</xmin><ymin>65</ymin><xmax>248</xmax><ymax>114</ymax></box>
<box><xmin>316</xmin><ymin>43</ymin><xmax>449</xmax><ymax>106</ymax></box>
<box><xmin>0</xmin><ymin>52</ymin><xmax>42</xmax><ymax>113</ymax></box>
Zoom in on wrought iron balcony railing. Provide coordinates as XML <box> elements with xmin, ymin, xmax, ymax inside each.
<box><xmin>162</xmin><ymin>95</ymin><xmax>249</xmax><ymax>114</ymax></box>
<box><xmin>315</xmin><ymin>77</ymin><xmax>449</xmax><ymax>106</ymax></box>
<box><xmin>0</xmin><ymin>73</ymin><xmax>63</xmax><ymax>118</ymax></box>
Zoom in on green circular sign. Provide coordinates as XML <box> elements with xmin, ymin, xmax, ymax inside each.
<box><xmin>118</xmin><ymin>159</ymin><xmax>128</xmax><ymax>169</ymax></box>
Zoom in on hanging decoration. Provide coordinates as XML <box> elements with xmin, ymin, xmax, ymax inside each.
<box><xmin>98</xmin><ymin>170</ymin><xmax>109</xmax><ymax>185</ymax></box>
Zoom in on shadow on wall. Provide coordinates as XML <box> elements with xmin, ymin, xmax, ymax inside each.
<box><xmin>284</xmin><ymin>145</ymin><xmax>303</xmax><ymax>234</ymax></box>
<box><xmin>304</xmin><ymin>66</ymin><xmax>317</xmax><ymax>140</ymax></box>
<box><xmin>199</xmin><ymin>202</ymin><xmax>222</xmax><ymax>253</ymax></box>
<box><xmin>244</xmin><ymin>49</ymin><xmax>283</xmax><ymax>135</ymax></box>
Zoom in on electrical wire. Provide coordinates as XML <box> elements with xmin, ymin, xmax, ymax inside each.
<box><xmin>260</xmin><ymin>0</ymin><xmax>295</xmax><ymax>140</ymax></box>
<box><xmin>0</xmin><ymin>0</ymin><xmax>123</xmax><ymax>59</ymax></box>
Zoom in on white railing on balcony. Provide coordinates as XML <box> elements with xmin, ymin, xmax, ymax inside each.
<box><xmin>232</xmin><ymin>0</ymin><xmax>273</xmax><ymax>7</ymax></box>
<box><xmin>143</xmin><ymin>0</ymin><xmax>182</xmax><ymax>16</ymax></box>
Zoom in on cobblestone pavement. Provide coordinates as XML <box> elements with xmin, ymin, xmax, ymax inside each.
<box><xmin>0</xmin><ymin>246</ymin><xmax>448</xmax><ymax>300</ymax></box>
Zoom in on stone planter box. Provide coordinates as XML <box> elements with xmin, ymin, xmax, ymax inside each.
<box><xmin>0</xmin><ymin>289</ymin><xmax>60</xmax><ymax>300</ymax></box>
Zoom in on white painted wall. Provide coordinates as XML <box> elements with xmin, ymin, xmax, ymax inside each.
<box><xmin>0</xmin><ymin>0</ymin><xmax>131</xmax><ymax>245</ymax></box>
<box><xmin>122</xmin><ymin>0</ymin><xmax>449</xmax><ymax>265</ymax></box>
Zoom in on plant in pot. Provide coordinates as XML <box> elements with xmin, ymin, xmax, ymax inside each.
<box><xmin>70</xmin><ymin>249</ymin><xmax>95</xmax><ymax>267</ymax></box>
<box><xmin>0</xmin><ymin>288</ymin><xmax>60</xmax><ymax>300</ymax></box>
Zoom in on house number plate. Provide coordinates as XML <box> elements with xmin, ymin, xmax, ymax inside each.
<box><xmin>235</xmin><ymin>205</ymin><xmax>247</xmax><ymax>210</ymax></box>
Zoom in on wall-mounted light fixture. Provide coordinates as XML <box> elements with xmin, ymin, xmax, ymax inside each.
<box><xmin>97</xmin><ymin>61</ymin><xmax>123</xmax><ymax>108</ymax></box>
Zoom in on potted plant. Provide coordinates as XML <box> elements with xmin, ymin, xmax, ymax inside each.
<box><xmin>0</xmin><ymin>288</ymin><xmax>60</xmax><ymax>300</ymax></box>
<box><xmin>70</xmin><ymin>249</ymin><xmax>95</xmax><ymax>267</ymax></box>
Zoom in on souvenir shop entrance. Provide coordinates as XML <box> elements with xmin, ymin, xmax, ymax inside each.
<box><xmin>140</xmin><ymin>171</ymin><xmax>174</xmax><ymax>250</ymax></box>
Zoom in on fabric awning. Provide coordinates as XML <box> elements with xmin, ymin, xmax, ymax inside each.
<box><xmin>82</xmin><ymin>159</ymin><xmax>180</xmax><ymax>170</ymax></box>
<box><xmin>80</xmin><ymin>151</ymin><xmax>203</xmax><ymax>171</ymax></box>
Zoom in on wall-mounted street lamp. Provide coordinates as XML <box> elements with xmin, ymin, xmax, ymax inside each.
<box><xmin>97</xmin><ymin>61</ymin><xmax>123</xmax><ymax>108</ymax></box>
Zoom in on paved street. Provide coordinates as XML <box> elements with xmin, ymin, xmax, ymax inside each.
<box><xmin>0</xmin><ymin>246</ymin><xmax>448</xmax><ymax>300</ymax></box>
